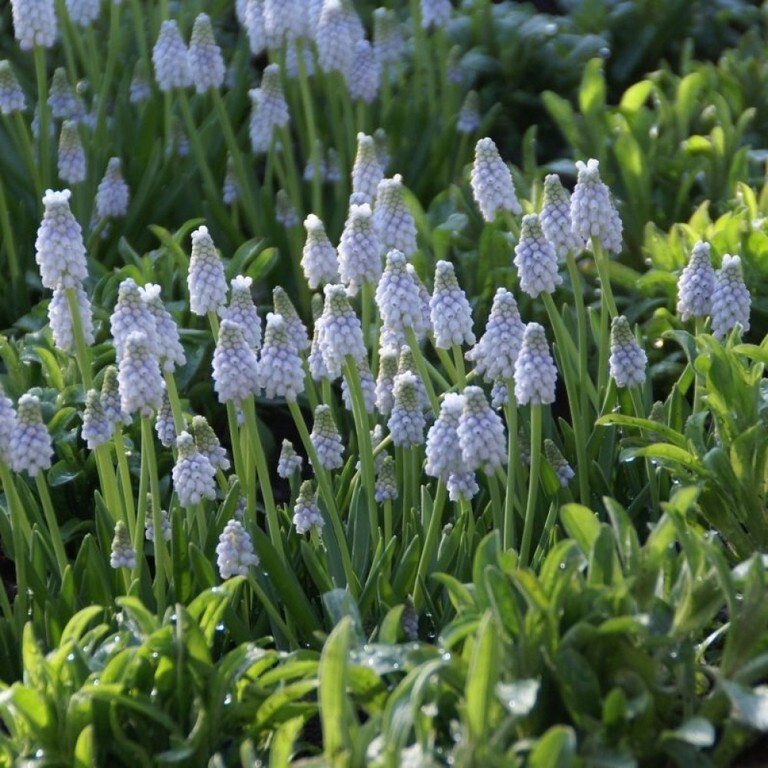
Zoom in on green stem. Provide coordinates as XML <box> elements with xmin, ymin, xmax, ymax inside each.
<box><xmin>248</xmin><ymin>575</ymin><xmax>297</xmax><ymax>646</ymax></box>
<box><xmin>9</xmin><ymin>112</ymin><xmax>42</xmax><ymax>202</ymax></box>
<box><xmin>343</xmin><ymin>357</ymin><xmax>379</xmax><ymax>549</ymax></box>
<box><xmin>519</xmin><ymin>404</ymin><xmax>543</xmax><ymax>568</ymax></box>
<box><xmin>296</xmin><ymin>40</ymin><xmax>323</xmax><ymax>217</ymax></box>
<box><xmin>242</xmin><ymin>396</ymin><xmax>285</xmax><ymax>562</ymax></box>
<box><xmin>692</xmin><ymin>317</ymin><xmax>705</xmax><ymax>414</ymax></box>
<box><xmin>503</xmin><ymin>390</ymin><xmax>519</xmax><ymax>550</ymax></box>
<box><xmin>163</xmin><ymin>371</ymin><xmax>186</xmax><ymax>434</ymax></box>
<box><xmin>65</xmin><ymin>286</ymin><xmax>93</xmax><ymax>389</ymax></box>
<box><xmin>142</xmin><ymin>417</ymin><xmax>168</xmax><ymax>614</ymax></box>
<box><xmin>33</xmin><ymin>45</ymin><xmax>52</xmax><ymax>191</ymax></box>
<box><xmin>451</xmin><ymin>344</ymin><xmax>466</xmax><ymax>388</ymax></box>
<box><xmin>413</xmin><ymin>481</ymin><xmax>447</xmax><ymax>612</ymax></box>
<box><xmin>113</xmin><ymin>426</ymin><xmax>136</xmax><ymax>537</ymax></box>
<box><xmin>405</xmin><ymin>327</ymin><xmax>440</xmax><ymax>416</ymax></box>
<box><xmin>287</xmin><ymin>400</ymin><xmax>358</xmax><ymax>595</ymax></box>
<box><xmin>94</xmin><ymin>0</ymin><xmax>121</xmax><ymax>158</ymax></box>
<box><xmin>0</xmin><ymin>179</ymin><xmax>20</xmax><ymax>288</ymax></box>
<box><xmin>35</xmin><ymin>474</ymin><xmax>68</xmax><ymax>578</ymax></box>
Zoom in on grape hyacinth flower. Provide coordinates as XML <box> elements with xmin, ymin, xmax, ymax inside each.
<box><xmin>457</xmin><ymin>386</ymin><xmax>506</xmax><ymax>474</ymax></box>
<box><xmin>342</xmin><ymin>357</ymin><xmax>376</xmax><ymax>414</ymax></box>
<box><xmin>110</xmin><ymin>521</ymin><xmax>137</xmax><ymax>569</ymax></box>
<box><xmin>221</xmin><ymin>276</ymin><xmax>262</xmax><ymax>350</ymax></box>
<box><xmin>456</xmin><ymin>91</ymin><xmax>481</xmax><ymax>134</ymax></box>
<box><xmin>397</xmin><ymin>346</ymin><xmax>430</xmax><ymax>411</ymax></box>
<box><xmin>540</xmin><ymin>174</ymin><xmax>583</xmax><ymax>258</ymax></box>
<box><xmin>544</xmin><ymin>439</ymin><xmax>574</xmax><ymax>487</ymax></box>
<box><xmin>677</xmin><ymin>241</ymin><xmax>717</xmax><ymax>322</ymax></box>
<box><xmin>514</xmin><ymin>323</ymin><xmax>557</xmax><ymax>405</ymax></box>
<box><xmin>65</xmin><ymin>0</ymin><xmax>100</xmax><ymax>27</ymax></box>
<box><xmin>348</xmin><ymin>39</ymin><xmax>380</xmax><ymax>103</ymax></box>
<box><xmin>273</xmin><ymin>286</ymin><xmax>309</xmax><ymax>352</ymax></box>
<box><xmin>81</xmin><ymin>388</ymin><xmax>111</xmax><ymax>450</ymax></box>
<box><xmin>0</xmin><ymin>391</ymin><xmax>14</xmax><ymax>465</ymax></box>
<box><xmin>244</xmin><ymin>0</ymin><xmax>266</xmax><ymax>56</ymax></box>
<box><xmin>711</xmin><ymin>254</ymin><xmax>751</xmax><ymax>338</ymax></box>
<box><xmin>10</xmin><ymin>393</ymin><xmax>52</xmax><ymax>477</ymax></box>
<box><xmin>223</xmin><ymin>155</ymin><xmax>240</xmax><ymax>205</ymax></box>
<box><xmin>152</xmin><ymin>20</ymin><xmax>193</xmax><ymax>92</ymax></box>
<box><xmin>447</xmin><ymin>471</ymin><xmax>479</xmax><ymax>502</ymax></box>
<box><xmin>276</xmin><ymin>189</ymin><xmax>299</xmax><ymax>228</ymax></box>
<box><xmin>58</xmin><ymin>120</ymin><xmax>86</xmax><ymax>185</ymax></box>
<box><xmin>571</xmin><ymin>159</ymin><xmax>623</xmax><ymax>254</ymax></box>
<box><xmin>284</xmin><ymin>38</ymin><xmax>316</xmax><ymax>79</ymax></box>
<box><xmin>327</xmin><ymin>149</ymin><xmax>342</xmax><ymax>181</ymax></box>
<box><xmin>425</xmin><ymin>392</ymin><xmax>466</xmax><ymax>481</ymax></box>
<box><xmin>212</xmin><ymin>319</ymin><xmax>259</xmax><ymax>406</ymax></box>
<box><xmin>316</xmin><ymin>0</ymin><xmax>354</xmax><ymax>78</ymax></box>
<box><xmin>258</xmin><ymin>313</ymin><xmax>305</xmax><ymax>401</ymax></box>
<box><xmin>247</xmin><ymin>65</ymin><xmax>289</xmax><ymax>154</ymax></box>
<box><xmin>430</xmin><ymin>260</ymin><xmax>475</xmax><ymax>349</ymax></box>
<box><xmin>470</xmin><ymin>138</ymin><xmax>522</xmax><ymax>222</ymax></box>
<box><xmin>375</xmin><ymin>346</ymin><xmax>399</xmax><ymax>416</ymax></box>
<box><xmin>0</xmin><ymin>61</ymin><xmax>26</xmax><ymax>115</ymax></box>
<box><xmin>101</xmin><ymin>365</ymin><xmax>129</xmax><ymax>427</ymax></box>
<box><xmin>49</xmin><ymin>68</ymin><xmax>84</xmax><ymax>121</ymax></box>
<box><xmin>264</xmin><ymin>0</ymin><xmax>307</xmax><ymax>46</ymax></box>
<box><xmin>129</xmin><ymin>62</ymin><xmax>152</xmax><ymax>104</ymax></box>
<box><xmin>609</xmin><ymin>316</ymin><xmax>647</xmax><ymax>388</ymax></box>
<box><xmin>514</xmin><ymin>213</ymin><xmax>562</xmax><ymax>298</ymax></box>
<box><xmin>351</xmin><ymin>133</ymin><xmax>384</xmax><ymax>204</ymax></box>
<box><xmin>466</xmin><ymin>287</ymin><xmax>525</xmax><ymax>383</ymax></box>
<box><xmin>154</xmin><ymin>390</ymin><xmax>176</xmax><ymax>448</ymax></box>
<box><xmin>375</xmin><ymin>250</ymin><xmax>428</xmax><ymax>347</ymax></box>
<box><xmin>491</xmin><ymin>380</ymin><xmax>508</xmax><ymax>409</ymax></box>
<box><xmin>96</xmin><ymin>158</ymin><xmax>130</xmax><ymax>219</ymax></box>
<box><xmin>35</xmin><ymin>190</ymin><xmax>88</xmax><ymax>290</ymax></box>
<box><xmin>188</xmin><ymin>225</ymin><xmax>228</xmax><ymax>316</ymax></box>
<box><xmin>11</xmin><ymin>0</ymin><xmax>57</xmax><ymax>50</ymax></box>
<box><xmin>117</xmin><ymin>331</ymin><xmax>165</xmax><ymax>417</ymax></box>
<box><xmin>145</xmin><ymin>495</ymin><xmax>171</xmax><ymax>543</ymax></box>
<box><xmin>373</xmin><ymin>8</ymin><xmax>403</xmax><ymax>67</ymax></box>
<box><xmin>48</xmin><ymin>283</ymin><xmax>94</xmax><ymax>353</ymax></box>
<box><xmin>375</xmin><ymin>454</ymin><xmax>398</xmax><ymax>502</ymax></box>
<box><xmin>293</xmin><ymin>480</ymin><xmax>325</xmax><ymax>535</ymax></box>
<box><xmin>388</xmin><ymin>371</ymin><xmax>425</xmax><ymax>448</ymax></box>
<box><xmin>216</xmin><ymin>518</ymin><xmax>259</xmax><ymax>579</ymax></box>
<box><xmin>191</xmin><ymin>415</ymin><xmax>230</xmax><ymax>472</ymax></box>
<box><xmin>338</xmin><ymin>203</ymin><xmax>382</xmax><ymax>295</ymax></box>
<box><xmin>188</xmin><ymin>13</ymin><xmax>225</xmax><ymax>93</ymax></box>
<box><xmin>139</xmin><ymin>283</ymin><xmax>186</xmax><ymax>372</ymax></box>
<box><xmin>172</xmin><ymin>431</ymin><xmax>217</xmax><ymax>508</ymax></box>
<box><xmin>310</xmin><ymin>404</ymin><xmax>345</xmax><ymax>470</ymax></box>
<box><xmin>110</xmin><ymin>278</ymin><xmax>157</xmax><ymax>361</ymax></box>
<box><xmin>421</xmin><ymin>0</ymin><xmax>452</xmax><ymax>30</ymax></box>
<box><xmin>302</xmin><ymin>214</ymin><xmax>340</xmax><ymax>289</ymax></box>
<box><xmin>277</xmin><ymin>439</ymin><xmax>302</xmax><ymax>479</ymax></box>
<box><xmin>373</xmin><ymin>175</ymin><xmax>418</xmax><ymax>257</ymax></box>
<box><xmin>315</xmin><ymin>283</ymin><xmax>366</xmax><ymax>380</ymax></box>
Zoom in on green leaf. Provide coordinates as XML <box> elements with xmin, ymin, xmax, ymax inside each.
<box><xmin>466</xmin><ymin>612</ymin><xmax>499</xmax><ymax>742</ymax></box>
<box><xmin>619</xmin><ymin>80</ymin><xmax>654</xmax><ymax>113</ymax></box>
<box><xmin>269</xmin><ymin>717</ymin><xmax>305</xmax><ymax>768</ymax></box>
<box><xmin>529</xmin><ymin>725</ymin><xmax>577</xmax><ymax>768</ymax></box>
<box><xmin>60</xmin><ymin>607</ymin><xmax>106</xmax><ymax>646</ymax></box>
<box><xmin>320</xmin><ymin>617</ymin><xmax>353</xmax><ymax>765</ymax></box>
<box><xmin>560</xmin><ymin>504</ymin><xmax>601</xmax><ymax>556</ymax></box>
<box><xmin>579</xmin><ymin>58</ymin><xmax>606</xmax><ymax>118</ymax></box>
<box><xmin>73</xmin><ymin>724</ymin><xmax>96</xmax><ymax>768</ymax></box>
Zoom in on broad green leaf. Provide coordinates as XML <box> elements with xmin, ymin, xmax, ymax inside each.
<box><xmin>560</xmin><ymin>504</ymin><xmax>601</xmax><ymax>556</ymax></box>
<box><xmin>73</xmin><ymin>724</ymin><xmax>96</xmax><ymax>768</ymax></box>
<box><xmin>619</xmin><ymin>79</ymin><xmax>654</xmax><ymax>113</ymax></box>
<box><xmin>579</xmin><ymin>58</ymin><xmax>606</xmax><ymax>118</ymax></box>
<box><xmin>529</xmin><ymin>725</ymin><xmax>577</xmax><ymax>768</ymax></box>
<box><xmin>60</xmin><ymin>607</ymin><xmax>106</xmax><ymax>645</ymax></box>
<box><xmin>466</xmin><ymin>612</ymin><xmax>499</xmax><ymax>742</ymax></box>
<box><xmin>320</xmin><ymin>617</ymin><xmax>353</xmax><ymax>765</ymax></box>
<box><xmin>270</xmin><ymin>717</ymin><xmax>305</xmax><ymax>768</ymax></box>
<box><xmin>255</xmin><ymin>680</ymin><xmax>318</xmax><ymax>729</ymax></box>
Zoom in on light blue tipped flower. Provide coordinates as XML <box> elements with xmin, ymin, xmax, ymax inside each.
<box><xmin>277</xmin><ymin>439</ymin><xmax>302</xmax><ymax>479</ymax></box>
<box><xmin>58</xmin><ymin>120</ymin><xmax>86</xmax><ymax>185</ymax></box>
<box><xmin>421</xmin><ymin>0</ymin><xmax>452</xmax><ymax>29</ymax></box>
<box><xmin>293</xmin><ymin>480</ymin><xmax>325</xmax><ymax>535</ymax></box>
<box><xmin>373</xmin><ymin>175</ymin><xmax>418</xmax><ymax>257</ymax></box>
<box><xmin>110</xmin><ymin>520</ymin><xmax>137</xmax><ymax>569</ymax></box>
<box><xmin>49</xmin><ymin>283</ymin><xmax>94</xmax><ymax>354</ymax></box>
<box><xmin>11</xmin><ymin>0</ymin><xmax>57</xmax><ymax>50</ymax></box>
<box><xmin>35</xmin><ymin>189</ymin><xmax>88</xmax><ymax>290</ymax></box>
<box><xmin>82</xmin><ymin>389</ymin><xmax>111</xmax><ymax>450</ymax></box>
<box><xmin>514</xmin><ymin>323</ymin><xmax>557</xmax><ymax>406</ymax></box>
<box><xmin>348</xmin><ymin>39</ymin><xmax>380</xmax><ymax>104</ymax></box>
<box><xmin>248</xmin><ymin>65</ymin><xmax>289</xmax><ymax>154</ymax></box>
<box><xmin>213</xmin><ymin>319</ymin><xmax>259</xmax><ymax>406</ymax></box>
<box><xmin>457</xmin><ymin>386</ymin><xmax>506</xmax><ymax>474</ymax></box>
<box><xmin>376</xmin><ymin>250</ymin><xmax>430</xmax><ymax>348</ymax></box>
<box><xmin>153</xmin><ymin>20</ymin><xmax>192</xmax><ymax>92</ymax></box>
<box><xmin>139</xmin><ymin>283</ymin><xmax>186</xmax><ymax>373</ymax></box>
<box><xmin>466</xmin><ymin>287</ymin><xmax>524</xmax><ymax>383</ymax></box>
<box><xmin>352</xmin><ymin>133</ymin><xmax>384</xmax><ymax>204</ymax></box>
<box><xmin>189</xmin><ymin>13</ymin><xmax>225</xmax><ymax>93</ymax></box>
<box><xmin>514</xmin><ymin>213</ymin><xmax>562</xmax><ymax>298</ymax></box>
<box><xmin>375</xmin><ymin>346</ymin><xmax>399</xmax><ymax>416</ymax></box>
<box><xmin>273</xmin><ymin>286</ymin><xmax>309</xmax><ymax>352</ymax></box>
<box><xmin>430</xmin><ymin>260</ymin><xmax>475</xmax><ymax>349</ymax></box>
<box><xmin>425</xmin><ymin>392</ymin><xmax>466</xmax><ymax>481</ymax></box>
<box><xmin>711</xmin><ymin>254</ymin><xmax>750</xmax><ymax>338</ymax></box>
<box><xmin>338</xmin><ymin>203</ymin><xmax>382</xmax><ymax>295</ymax></box>
<box><xmin>154</xmin><ymin>390</ymin><xmax>176</xmax><ymax>449</ymax></box>
<box><xmin>302</xmin><ymin>214</ymin><xmax>340</xmax><ymax>290</ymax></box>
<box><xmin>677</xmin><ymin>241</ymin><xmax>716</xmax><ymax>322</ymax></box>
<box><xmin>609</xmin><ymin>316</ymin><xmax>647</xmax><ymax>389</ymax></box>
<box><xmin>0</xmin><ymin>61</ymin><xmax>26</xmax><ymax>115</ymax></box>
<box><xmin>96</xmin><ymin>158</ymin><xmax>130</xmax><ymax>219</ymax></box>
<box><xmin>216</xmin><ymin>518</ymin><xmax>259</xmax><ymax>579</ymax></box>
<box><xmin>65</xmin><ymin>0</ymin><xmax>100</xmax><ymax>27</ymax></box>
<box><xmin>258</xmin><ymin>313</ymin><xmax>305</xmax><ymax>401</ymax></box>
<box><xmin>310</xmin><ymin>404</ymin><xmax>345</xmax><ymax>470</ymax></box>
<box><xmin>244</xmin><ymin>0</ymin><xmax>266</xmax><ymax>56</ymax></box>
<box><xmin>544</xmin><ymin>439</ymin><xmax>574</xmax><ymax>487</ymax></box>
<box><xmin>375</xmin><ymin>455</ymin><xmax>398</xmax><ymax>502</ymax></box>
<box><xmin>172</xmin><ymin>430</ymin><xmax>217</xmax><ymax>508</ymax></box>
<box><xmin>10</xmin><ymin>393</ymin><xmax>52</xmax><ymax>477</ymax></box>
<box><xmin>191</xmin><ymin>414</ymin><xmax>230</xmax><ymax>472</ymax></box>
<box><xmin>188</xmin><ymin>225</ymin><xmax>228</xmax><ymax>316</ymax></box>
<box><xmin>470</xmin><ymin>138</ymin><xmax>521</xmax><ymax>222</ymax></box>
<box><xmin>342</xmin><ymin>356</ymin><xmax>376</xmax><ymax>414</ymax></box>
<box><xmin>316</xmin><ymin>283</ymin><xmax>366</xmax><ymax>380</ymax></box>
<box><xmin>221</xmin><ymin>276</ymin><xmax>262</xmax><ymax>351</ymax></box>
<box><xmin>388</xmin><ymin>371</ymin><xmax>425</xmax><ymax>448</ymax></box>
<box><xmin>117</xmin><ymin>331</ymin><xmax>165</xmax><ymax>418</ymax></box>
<box><xmin>457</xmin><ymin>91</ymin><xmax>481</xmax><ymax>134</ymax></box>
<box><xmin>540</xmin><ymin>174</ymin><xmax>584</xmax><ymax>258</ymax></box>
<box><xmin>317</xmin><ymin>0</ymin><xmax>354</xmax><ymax>78</ymax></box>
<box><xmin>571</xmin><ymin>158</ymin><xmax>623</xmax><ymax>254</ymax></box>
<box><xmin>111</xmin><ymin>278</ymin><xmax>157</xmax><ymax>361</ymax></box>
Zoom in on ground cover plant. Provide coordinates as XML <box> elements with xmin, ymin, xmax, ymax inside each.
<box><xmin>0</xmin><ymin>0</ymin><xmax>768</xmax><ymax>765</ymax></box>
